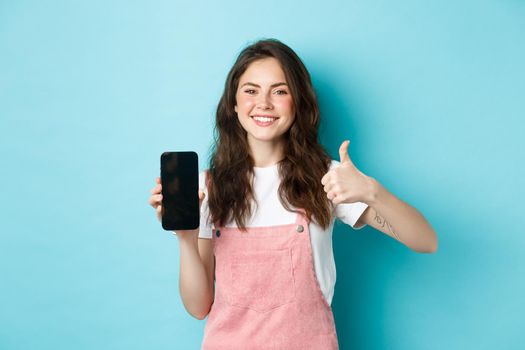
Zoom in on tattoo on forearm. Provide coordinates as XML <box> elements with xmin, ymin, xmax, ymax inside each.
<box><xmin>373</xmin><ymin>209</ymin><xmax>402</xmax><ymax>241</ymax></box>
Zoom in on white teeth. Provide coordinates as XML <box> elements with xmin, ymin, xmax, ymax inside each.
<box><xmin>253</xmin><ymin>116</ymin><xmax>275</xmax><ymax>122</ymax></box>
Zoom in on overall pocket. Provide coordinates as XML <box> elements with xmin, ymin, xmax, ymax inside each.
<box><xmin>230</xmin><ymin>249</ymin><xmax>295</xmax><ymax>313</ymax></box>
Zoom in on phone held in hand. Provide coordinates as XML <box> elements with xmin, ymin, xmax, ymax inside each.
<box><xmin>160</xmin><ymin>151</ymin><xmax>199</xmax><ymax>231</ymax></box>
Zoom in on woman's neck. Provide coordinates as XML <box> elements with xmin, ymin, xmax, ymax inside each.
<box><xmin>248</xmin><ymin>137</ymin><xmax>285</xmax><ymax>168</ymax></box>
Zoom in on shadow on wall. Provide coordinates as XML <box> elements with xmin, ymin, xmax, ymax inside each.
<box><xmin>312</xmin><ymin>65</ymin><xmax>500</xmax><ymax>350</ymax></box>
<box><xmin>313</xmin><ymin>67</ymin><xmax>390</xmax><ymax>348</ymax></box>
<box><xmin>332</xmin><ymin>223</ymin><xmax>409</xmax><ymax>350</ymax></box>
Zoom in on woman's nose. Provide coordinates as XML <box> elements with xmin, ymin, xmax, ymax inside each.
<box><xmin>256</xmin><ymin>93</ymin><xmax>273</xmax><ymax>110</ymax></box>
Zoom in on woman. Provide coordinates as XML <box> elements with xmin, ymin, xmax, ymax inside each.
<box><xmin>149</xmin><ymin>38</ymin><xmax>438</xmax><ymax>349</ymax></box>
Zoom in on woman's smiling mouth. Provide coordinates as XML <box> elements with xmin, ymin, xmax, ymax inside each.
<box><xmin>251</xmin><ymin>115</ymin><xmax>279</xmax><ymax>127</ymax></box>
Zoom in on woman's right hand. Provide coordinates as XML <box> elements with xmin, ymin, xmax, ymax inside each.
<box><xmin>148</xmin><ymin>176</ymin><xmax>205</xmax><ymax>236</ymax></box>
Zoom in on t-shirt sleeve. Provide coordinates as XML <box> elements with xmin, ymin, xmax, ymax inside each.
<box><xmin>329</xmin><ymin>160</ymin><xmax>369</xmax><ymax>230</ymax></box>
<box><xmin>198</xmin><ymin>170</ymin><xmax>213</xmax><ymax>239</ymax></box>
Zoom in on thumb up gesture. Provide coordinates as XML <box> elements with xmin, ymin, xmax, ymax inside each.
<box><xmin>321</xmin><ymin>140</ymin><xmax>374</xmax><ymax>205</ymax></box>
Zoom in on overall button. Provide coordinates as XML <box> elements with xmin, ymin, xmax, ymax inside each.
<box><xmin>215</xmin><ymin>229</ymin><xmax>221</xmax><ymax>237</ymax></box>
<box><xmin>296</xmin><ymin>225</ymin><xmax>304</xmax><ymax>233</ymax></box>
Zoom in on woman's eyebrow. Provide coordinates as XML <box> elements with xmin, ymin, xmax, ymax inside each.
<box><xmin>240</xmin><ymin>82</ymin><xmax>288</xmax><ymax>88</ymax></box>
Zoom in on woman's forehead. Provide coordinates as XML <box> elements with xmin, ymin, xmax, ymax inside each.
<box><xmin>239</xmin><ymin>58</ymin><xmax>287</xmax><ymax>85</ymax></box>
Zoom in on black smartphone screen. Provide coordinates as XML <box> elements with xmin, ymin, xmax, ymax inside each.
<box><xmin>160</xmin><ymin>151</ymin><xmax>199</xmax><ymax>231</ymax></box>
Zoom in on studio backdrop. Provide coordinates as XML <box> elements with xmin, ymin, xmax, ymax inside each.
<box><xmin>1</xmin><ymin>1</ymin><xmax>524</xmax><ymax>349</ymax></box>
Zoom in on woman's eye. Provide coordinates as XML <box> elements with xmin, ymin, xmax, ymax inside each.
<box><xmin>243</xmin><ymin>89</ymin><xmax>287</xmax><ymax>95</ymax></box>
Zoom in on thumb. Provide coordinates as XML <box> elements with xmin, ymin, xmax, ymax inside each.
<box><xmin>339</xmin><ymin>140</ymin><xmax>351</xmax><ymax>164</ymax></box>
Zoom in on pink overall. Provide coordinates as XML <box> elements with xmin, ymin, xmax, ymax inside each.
<box><xmin>201</xmin><ymin>211</ymin><xmax>339</xmax><ymax>350</ymax></box>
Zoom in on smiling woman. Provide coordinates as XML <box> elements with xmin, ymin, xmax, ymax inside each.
<box><xmin>148</xmin><ymin>38</ymin><xmax>437</xmax><ymax>350</ymax></box>
<box><xmin>234</xmin><ymin>57</ymin><xmax>295</xmax><ymax>157</ymax></box>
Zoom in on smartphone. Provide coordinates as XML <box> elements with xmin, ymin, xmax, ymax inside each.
<box><xmin>160</xmin><ymin>151</ymin><xmax>199</xmax><ymax>231</ymax></box>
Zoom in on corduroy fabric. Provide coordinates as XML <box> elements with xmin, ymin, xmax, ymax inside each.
<box><xmin>201</xmin><ymin>211</ymin><xmax>339</xmax><ymax>350</ymax></box>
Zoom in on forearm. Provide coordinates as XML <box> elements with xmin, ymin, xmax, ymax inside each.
<box><xmin>177</xmin><ymin>234</ymin><xmax>214</xmax><ymax>319</ymax></box>
<box><xmin>368</xmin><ymin>178</ymin><xmax>438</xmax><ymax>253</ymax></box>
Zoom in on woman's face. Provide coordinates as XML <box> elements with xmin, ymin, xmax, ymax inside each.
<box><xmin>234</xmin><ymin>57</ymin><xmax>295</xmax><ymax>146</ymax></box>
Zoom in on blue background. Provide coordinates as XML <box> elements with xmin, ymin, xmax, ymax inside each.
<box><xmin>1</xmin><ymin>1</ymin><xmax>524</xmax><ymax>349</ymax></box>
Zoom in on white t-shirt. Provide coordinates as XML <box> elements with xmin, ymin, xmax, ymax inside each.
<box><xmin>198</xmin><ymin>160</ymin><xmax>368</xmax><ymax>306</ymax></box>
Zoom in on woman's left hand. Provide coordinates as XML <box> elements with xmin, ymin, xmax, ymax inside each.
<box><xmin>321</xmin><ymin>140</ymin><xmax>376</xmax><ymax>205</ymax></box>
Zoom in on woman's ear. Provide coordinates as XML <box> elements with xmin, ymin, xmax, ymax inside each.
<box><xmin>234</xmin><ymin>105</ymin><xmax>238</xmax><ymax>113</ymax></box>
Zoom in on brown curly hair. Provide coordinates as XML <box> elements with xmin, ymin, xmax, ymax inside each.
<box><xmin>207</xmin><ymin>38</ymin><xmax>332</xmax><ymax>230</ymax></box>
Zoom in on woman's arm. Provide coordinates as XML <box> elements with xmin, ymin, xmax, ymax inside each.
<box><xmin>149</xmin><ymin>178</ymin><xmax>215</xmax><ymax>319</ymax></box>
<box><xmin>177</xmin><ymin>234</ymin><xmax>215</xmax><ymax>319</ymax></box>
<box><xmin>322</xmin><ymin>140</ymin><xmax>438</xmax><ymax>253</ymax></box>
<box><xmin>355</xmin><ymin>180</ymin><xmax>437</xmax><ymax>253</ymax></box>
